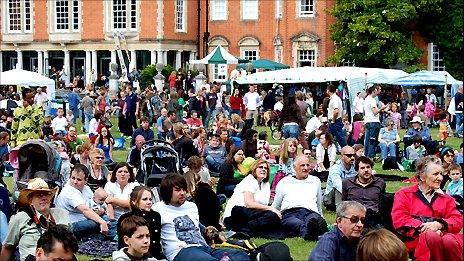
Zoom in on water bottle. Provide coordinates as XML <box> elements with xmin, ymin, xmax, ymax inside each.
<box><xmin>220</xmin><ymin>252</ymin><xmax>231</xmax><ymax>261</ymax></box>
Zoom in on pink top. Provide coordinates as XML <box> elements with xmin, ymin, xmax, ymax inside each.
<box><xmin>389</xmin><ymin>112</ymin><xmax>401</xmax><ymax>129</ymax></box>
<box><xmin>352</xmin><ymin>121</ymin><xmax>364</xmax><ymax>142</ymax></box>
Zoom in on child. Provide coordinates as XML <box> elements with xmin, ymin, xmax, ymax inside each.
<box><xmin>42</xmin><ymin>116</ymin><xmax>54</xmax><ymax>141</ymax></box>
<box><xmin>351</xmin><ymin>114</ymin><xmax>364</xmax><ymax>145</ymax></box>
<box><xmin>353</xmin><ymin>144</ymin><xmax>365</xmax><ymax>160</ymax></box>
<box><xmin>202</xmin><ymin>134</ymin><xmax>227</xmax><ymax>173</ymax></box>
<box><xmin>90</xmin><ymin>187</ymin><xmax>113</xmax><ymax>218</ymax></box>
<box><xmin>455</xmin><ymin>143</ymin><xmax>463</xmax><ymax>166</ymax></box>
<box><xmin>256</xmin><ymin>131</ymin><xmax>274</xmax><ymax>163</ymax></box>
<box><xmin>417</xmin><ymin>105</ymin><xmax>428</xmax><ymax>126</ymax></box>
<box><xmin>66</xmin><ymin>110</ymin><xmax>74</xmax><ymax>126</ymax></box>
<box><xmin>437</xmin><ymin>112</ymin><xmax>451</xmax><ymax>144</ymax></box>
<box><xmin>446</xmin><ymin>164</ymin><xmax>463</xmax><ymax>198</ymax></box>
<box><xmin>112</xmin><ymin>215</ymin><xmax>156</xmax><ymax>261</ymax></box>
<box><xmin>51</xmin><ymin>107</ymin><xmax>68</xmax><ymax>137</ymax></box>
<box><xmin>388</xmin><ymin>102</ymin><xmax>401</xmax><ymax>131</ymax></box>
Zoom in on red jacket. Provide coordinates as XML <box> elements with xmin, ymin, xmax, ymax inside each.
<box><xmin>229</xmin><ymin>95</ymin><xmax>243</xmax><ymax>111</ymax></box>
<box><xmin>391</xmin><ymin>184</ymin><xmax>463</xmax><ymax>251</ymax></box>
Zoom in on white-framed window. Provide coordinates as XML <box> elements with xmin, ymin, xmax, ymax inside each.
<box><xmin>298</xmin><ymin>50</ymin><xmax>316</xmax><ymax>67</ymax></box>
<box><xmin>298</xmin><ymin>0</ymin><xmax>315</xmax><ymax>17</ymax></box>
<box><xmin>54</xmin><ymin>0</ymin><xmax>80</xmax><ymax>32</ymax></box>
<box><xmin>212</xmin><ymin>0</ymin><xmax>227</xmax><ymax>21</ymax></box>
<box><xmin>242</xmin><ymin>0</ymin><xmax>258</xmax><ymax>20</ymax></box>
<box><xmin>175</xmin><ymin>0</ymin><xmax>186</xmax><ymax>32</ymax></box>
<box><xmin>5</xmin><ymin>0</ymin><xmax>31</xmax><ymax>33</ymax></box>
<box><xmin>429</xmin><ymin>43</ymin><xmax>445</xmax><ymax>71</ymax></box>
<box><xmin>276</xmin><ymin>0</ymin><xmax>283</xmax><ymax>19</ymax></box>
<box><xmin>111</xmin><ymin>0</ymin><xmax>138</xmax><ymax>31</ymax></box>
<box><xmin>242</xmin><ymin>50</ymin><xmax>258</xmax><ymax>61</ymax></box>
<box><xmin>213</xmin><ymin>64</ymin><xmax>227</xmax><ymax>81</ymax></box>
<box><xmin>275</xmin><ymin>45</ymin><xmax>283</xmax><ymax>63</ymax></box>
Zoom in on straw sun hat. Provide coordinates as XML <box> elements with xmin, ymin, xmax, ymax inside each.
<box><xmin>18</xmin><ymin>178</ymin><xmax>58</xmax><ymax>206</ymax></box>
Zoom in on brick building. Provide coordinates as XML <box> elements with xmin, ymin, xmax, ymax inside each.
<box><xmin>0</xmin><ymin>0</ymin><xmax>444</xmax><ymax>83</ymax></box>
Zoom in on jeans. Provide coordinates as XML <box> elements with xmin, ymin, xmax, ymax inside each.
<box><xmin>205</xmin><ymin>108</ymin><xmax>219</xmax><ymax>128</ymax></box>
<box><xmin>364</xmin><ymin>122</ymin><xmax>381</xmax><ymax>158</ymax></box>
<box><xmin>456</xmin><ymin>113</ymin><xmax>463</xmax><ymax>136</ymax></box>
<box><xmin>282</xmin><ymin>124</ymin><xmax>299</xmax><ymax>139</ymax></box>
<box><xmin>69</xmin><ymin>106</ymin><xmax>80</xmax><ymax>124</ymax></box>
<box><xmin>205</xmin><ymin>156</ymin><xmax>225</xmax><ymax>173</ymax></box>
<box><xmin>71</xmin><ymin>215</ymin><xmax>117</xmax><ymax>240</ymax></box>
<box><xmin>329</xmin><ymin>118</ymin><xmax>347</xmax><ymax>147</ymax></box>
<box><xmin>173</xmin><ymin>245</ymin><xmax>249</xmax><ymax>261</ymax></box>
<box><xmin>379</xmin><ymin>142</ymin><xmax>397</xmax><ymax>159</ymax></box>
<box><xmin>84</xmin><ymin>111</ymin><xmax>93</xmax><ymax>133</ymax></box>
<box><xmin>230</xmin><ymin>109</ymin><xmax>241</xmax><ymax>116</ymax></box>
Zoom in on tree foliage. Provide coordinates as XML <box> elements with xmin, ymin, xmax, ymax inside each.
<box><xmin>418</xmin><ymin>0</ymin><xmax>464</xmax><ymax>80</ymax></box>
<box><xmin>329</xmin><ymin>0</ymin><xmax>443</xmax><ymax>70</ymax></box>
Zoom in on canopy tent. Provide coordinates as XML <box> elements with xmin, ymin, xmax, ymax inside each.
<box><xmin>235</xmin><ymin>59</ymin><xmax>290</xmax><ymax>71</ymax></box>
<box><xmin>388</xmin><ymin>70</ymin><xmax>462</xmax><ymax>96</ymax></box>
<box><xmin>0</xmin><ymin>68</ymin><xmax>56</xmax><ymax>100</ymax></box>
<box><xmin>189</xmin><ymin>45</ymin><xmax>248</xmax><ymax>65</ymax></box>
<box><xmin>235</xmin><ymin>66</ymin><xmax>408</xmax><ymax>118</ymax></box>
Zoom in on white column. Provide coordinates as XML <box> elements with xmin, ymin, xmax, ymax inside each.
<box><xmin>0</xmin><ymin>51</ymin><xmax>3</xmax><ymax>72</ymax></box>
<box><xmin>91</xmin><ymin>50</ymin><xmax>98</xmax><ymax>73</ymax></box>
<box><xmin>44</xmin><ymin>51</ymin><xmax>49</xmax><ymax>76</ymax></box>
<box><xmin>37</xmin><ymin>51</ymin><xmax>43</xmax><ymax>75</ymax></box>
<box><xmin>16</xmin><ymin>50</ymin><xmax>23</xmax><ymax>69</ymax></box>
<box><xmin>111</xmin><ymin>50</ymin><xmax>117</xmax><ymax>64</ymax></box>
<box><xmin>64</xmin><ymin>50</ymin><xmax>70</xmax><ymax>76</ymax></box>
<box><xmin>156</xmin><ymin>51</ymin><xmax>163</xmax><ymax>65</ymax></box>
<box><xmin>162</xmin><ymin>51</ymin><xmax>168</xmax><ymax>65</ymax></box>
<box><xmin>175</xmin><ymin>51</ymin><xmax>182</xmax><ymax>69</ymax></box>
<box><xmin>130</xmin><ymin>50</ymin><xmax>137</xmax><ymax>70</ymax></box>
<box><xmin>85</xmin><ymin>50</ymin><xmax>91</xmax><ymax>84</ymax></box>
<box><xmin>150</xmin><ymin>50</ymin><xmax>156</xmax><ymax>65</ymax></box>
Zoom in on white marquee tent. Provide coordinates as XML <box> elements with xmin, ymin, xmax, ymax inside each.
<box><xmin>0</xmin><ymin>68</ymin><xmax>56</xmax><ymax>100</ymax></box>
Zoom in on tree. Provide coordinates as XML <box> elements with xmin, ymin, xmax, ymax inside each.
<box><xmin>329</xmin><ymin>0</ymin><xmax>443</xmax><ymax>71</ymax></box>
<box><xmin>418</xmin><ymin>0</ymin><xmax>464</xmax><ymax>80</ymax></box>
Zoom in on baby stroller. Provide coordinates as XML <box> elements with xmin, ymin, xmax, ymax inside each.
<box><xmin>10</xmin><ymin>140</ymin><xmax>62</xmax><ymax>192</ymax></box>
<box><xmin>140</xmin><ymin>140</ymin><xmax>180</xmax><ymax>188</ymax></box>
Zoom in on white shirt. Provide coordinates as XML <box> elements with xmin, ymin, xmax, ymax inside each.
<box><xmin>153</xmin><ymin>201</ymin><xmax>207</xmax><ymax>261</ymax></box>
<box><xmin>327</xmin><ymin>93</ymin><xmax>343</xmax><ymax>121</ymax></box>
<box><xmin>51</xmin><ymin>116</ymin><xmax>68</xmax><ymax>132</ymax></box>
<box><xmin>56</xmin><ymin>183</ymin><xmax>93</xmax><ymax>223</ymax></box>
<box><xmin>223</xmin><ymin>174</ymin><xmax>271</xmax><ymax>218</ymax></box>
<box><xmin>274</xmin><ymin>101</ymin><xmax>283</xmax><ymax>111</ymax></box>
<box><xmin>104</xmin><ymin>181</ymin><xmax>139</xmax><ymax>219</ymax></box>
<box><xmin>363</xmin><ymin>95</ymin><xmax>380</xmax><ymax>123</ymax></box>
<box><xmin>243</xmin><ymin>92</ymin><xmax>260</xmax><ymax>110</ymax></box>
<box><xmin>315</xmin><ymin>144</ymin><xmax>337</xmax><ymax>171</ymax></box>
<box><xmin>272</xmin><ymin>175</ymin><xmax>323</xmax><ymax>215</ymax></box>
<box><xmin>305</xmin><ymin>116</ymin><xmax>322</xmax><ymax>134</ymax></box>
<box><xmin>353</xmin><ymin>96</ymin><xmax>365</xmax><ymax>114</ymax></box>
<box><xmin>34</xmin><ymin>92</ymin><xmax>48</xmax><ymax>107</ymax></box>
<box><xmin>88</xmin><ymin>118</ymin><xmax>99</xmax><ymax>135</ymax></box>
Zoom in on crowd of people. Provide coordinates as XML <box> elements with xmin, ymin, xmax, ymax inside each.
<box><xmin>0</xmin><ymin>75</ymin><xmax>462</xmax><ymax>261</ymax></box>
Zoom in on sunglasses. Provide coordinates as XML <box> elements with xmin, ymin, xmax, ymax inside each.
<box><xmin>95</xmin><ymin>156</ymin><xmax>104</xmax><ymax>160</ymax></box>
<box><xmin>343</xmin><ymin>154</ymin><xmax>355</xmax><ymax>158</ymax></box>
<box><xmin>341</xmin><ymin>215</ymin><xmax>365</xmax><ymax>224</ymax></box>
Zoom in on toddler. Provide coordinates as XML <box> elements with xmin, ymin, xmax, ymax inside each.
<box><xmin>437</xmin><ymin>112</ymin><xmax>451</xmax><ymax>144</ymax></box>
<box><xmin>66</xmin><ymin>110</ymin><xmax>74</xmax><ymax>126</ymax></box>
<box><xmin>388</xmin><ymin>103</ymin><xmax>401</xmax><ymax>131</ymax></box>
<box><xmin>91</xmin><ymin>187</ymin><xmax>113</xmax><ymax>218</ymax></box>
<box><xmin>256</xmin><ymin>131</ymin><xmax>273</xmax><ymax>162</ymax></box>
<box><xmin>41</xmin><ymin>116</ymin><xmax>54</xmax><ymax>141</ymax></box>
<box><xmin>446</xmin><ymin>164</ymin><xmax>463</xmax><ymax>198</ymax></box>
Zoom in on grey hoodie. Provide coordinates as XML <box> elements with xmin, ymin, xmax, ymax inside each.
<box><xmin>112</xmin><ymin>248</ymin><xmax>161</xmax><ymax>261</ymax></box>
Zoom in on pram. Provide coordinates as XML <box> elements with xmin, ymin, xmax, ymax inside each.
<box><xmin>140</xmin><ymin>140</ymin><xmax>180</xmax><ymax>187</ymax></box>
<box><xmin>10</xmin><ymin>140</ymin><xmax>62</xmax><ymax>191</ymax></box>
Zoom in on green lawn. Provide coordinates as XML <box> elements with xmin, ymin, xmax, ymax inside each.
<box><xmin>4</xmin><ymin>118</ymin><xmax>462</xmax><ymax>261</ymax></box>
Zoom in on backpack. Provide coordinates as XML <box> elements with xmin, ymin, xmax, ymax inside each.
<box><xmin>249</xmin><ymin>242</ymin><xmax>293</xmax><ymax>261</ymax></box>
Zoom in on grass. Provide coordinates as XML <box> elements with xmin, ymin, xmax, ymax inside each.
<box><xmin>4</xmin><ymin>117</ymin><xmax>462</xmax><ymax>261</ymax></box>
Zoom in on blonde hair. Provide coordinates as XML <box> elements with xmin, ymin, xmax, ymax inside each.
<box><xmin>280</xmin><ymin>138</ymin><xmax>298</xmax><ymax>165</ymax></box>
<box><xmin>356</xmin><ymin>229</ymin><xmax>408</xmax><ymax>261</ymax></box>
<box><xmin>184</xmin><ymin>169</ymin><xmax>200</xmax><ymax>196</ymax></box>
<box><xmin>231</xmin><ymin>113</ymin><xmax>243</xmax><ymax>123</ymax></box>
<box><xmin>248</xmin><ymin>159</ymin><xmax>270</xmax><ymax>183</ymax></box>
<box><xmin>89</xmin><ymin>148</ymin><xmax>104</xmax><ymax>161</ymax></box>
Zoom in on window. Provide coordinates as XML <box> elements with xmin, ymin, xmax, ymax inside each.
<box><xmin>213</xmin><ymin>64</ymin><xmax>227</xmax><ymax>81</ymax></box>
<box><xmin>298</xmin><ymin>50</ymin><xmax>316</xmax><ymax>67</ymax></box>
<box><xmin>6</xmin><ymin>0</ymin><xmax>31</xmax><ymax>33</ymax></box>
<box><xmin>242</xmin><ymin>0</ymin><xmax>258</xmax><ymax>20</ymax></box>
<box><xmin>243</xmin><ymin>50</ymin><xmax>258</xmax><ymax>61</ymax></box>
<box><xmin>212</xmin><ymin>0</ymin><xmax>227</xmax><ymax>20</ymax></box>
<box><xmin>430</xmin><ymin>43</ymin><xmax>445</xmax><ymax>71</ymax></box>
<box><xmin>276</xmin><ymin>0</ymin><xmax>283</xmax><ymax>19</ymax></box>
<box><xmin>112</xmin><ymin>0</ymin><xmax>137</xmax><ymax>31</ymax></box>
<box><xmin>175</xmin><ymin>0</ymin><xmax>186</xmax><ymax>32</ymax></box>
<box><xmin>299</xmin><ymin>0</ymin><xmax>315</xmax><ymax>17</ymax></box>
<box><xmin>54</xmin><ymin>0</ymin><xmax>80</xmax><ymax>32</ymax></box>
<box><xmin>275</xmin><ymin>45</ymin><xmax>283</xmax><ymax>63</ymax></box>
